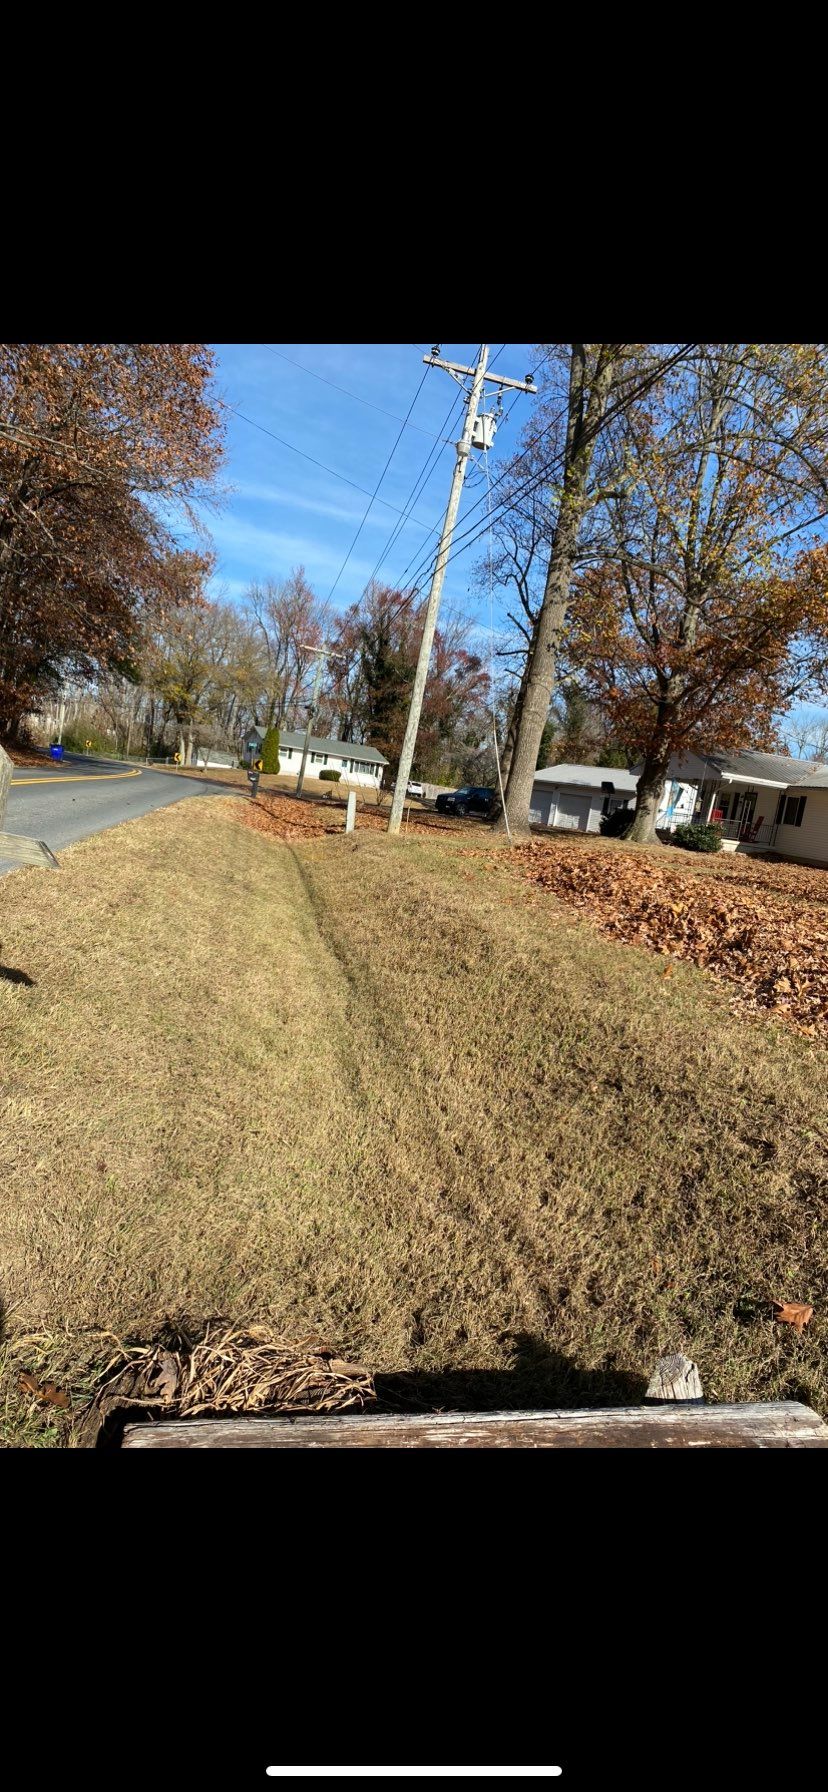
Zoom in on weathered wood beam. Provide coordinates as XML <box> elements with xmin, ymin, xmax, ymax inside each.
<box><xmin>0</xmin><ymin>745</ymin><xmax>59</xmax><ymax>868</ymax></box>
<box><xmin>0</xmin><ymin>832</ymin><xmax>60</xmax><ymax>868</ymax></box>
<box><xmin>121</xmin><ymin>1403</ymin><xmax>828</xmax><ymax>1449</ymax></box>
<box><xmin>646</xmin><ymin>1353</ymin><xmax>704</xmax><ymax>1402</ymax></box>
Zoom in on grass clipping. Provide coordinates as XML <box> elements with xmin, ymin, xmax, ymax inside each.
<box><xmin>75</xmin><ymin>1322</ymin><xmax>376</xmax><ymax>1444</ymax></box>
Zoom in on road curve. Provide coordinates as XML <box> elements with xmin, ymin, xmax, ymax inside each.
<box><xmin>2</xmin><ymin>754</ymin><xmax>235</xmax><ymax>875</ymax></box>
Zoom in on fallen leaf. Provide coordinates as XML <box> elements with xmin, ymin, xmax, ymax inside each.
<box><xmin>19</xmin><ymin>1372</ymin><xmax>70</xmax><ymax>1408</ymax></box>
<box><xmin>327</xmin><ymin>1358</ymin><xmax>367</xmax><ymax>1377</ymax></box>
<box><xmin>662</xmin><ymin>964</ymin><xmax>674</xmax><ymax>978</ymax></box>
<box><xmin>773</xmin><ymin>1301</ymin><xmax>814</xmax><ymax>1335</ymax></box>
<box><xmin>149</xmin><ymin>1352</ymin><xmax>179</xmax><ymax>1401</ymax></box>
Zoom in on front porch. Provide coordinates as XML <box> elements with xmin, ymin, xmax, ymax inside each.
<box><xmin>660</xmin><ymin>772</ymin><xmax>781</xmax><ymax>852</ymax></box>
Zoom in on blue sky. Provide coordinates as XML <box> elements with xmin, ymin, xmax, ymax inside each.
<box><xmin>188</xmin><ymin>344</ymin><xmax>828</xmax><ymax>752</ymax></box>
<box><xmin>198</xmin><ymin>343</ymin><xmax>536</xmax><ymax>633</ymax></box>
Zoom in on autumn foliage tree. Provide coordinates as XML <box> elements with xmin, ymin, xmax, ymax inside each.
<box><xmin>574</xmin><ymin>344</ymin><xmax>828</xmax><ymax>840</ymax></box>
<box><xmin>324</xmin><ymin>583</ymin><xmax>490</xmax><ymax>781</ymax></box>
<box><xmin>0</xmin><ymin>344</ymin><xmax>224</xmax><ymax>741</ymax></box>
<box><xmin>572</xmin><ymin>551</ymin><xmax>828</xmax><ymax>832</ymax></box>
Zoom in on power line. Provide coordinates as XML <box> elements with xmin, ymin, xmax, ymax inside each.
<box><xmin>262</xmin><ymin>345</ymin><xmax>453</xmax><ymax>442</ymax></box>
<box><xmin>365</xmin><ymin>348</ymin><xmax>509</xmax><ymax>602</ymax></box>
<box><xmin>392</xmin><ymin>383</ymin><xmax>528</xmax><ymax>596</ymax></box>
<box><xmin>484</xmin><ymin>429</ymin><xmax>511</xmax><ymax>840</ymax></box>
<box><xmin>396</xmin><ymin>344</ymin><xmax>698</xmax><ymax>602</ymax></box>
<box><xmin>360</xmin><ymin>386</ymin><xmax>468</xmax><ymax>593</ymax></box>
<box><xmin>231</xmin><ymin>406</ymin><xmax>437</xmax><ymax>532</ymax></box>
<box><xmin>360</xmin><ymin>348</ymin><xmax>509</xmax><ymax>597</ymax></box>
<box><xmin>325</xmin><ymin>363</ymin><xmax>432</xmax><ymax>603</ymax></box>
<box><xmin>334</xmin><ymin>348</ymin><xmax>506</xmax><ymax>606</ymax></box>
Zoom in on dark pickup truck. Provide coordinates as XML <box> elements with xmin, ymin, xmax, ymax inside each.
<box><xmin>435</xmin><ymin>785</ymin><xmax>495</xmax><ymax>817</ymax></box>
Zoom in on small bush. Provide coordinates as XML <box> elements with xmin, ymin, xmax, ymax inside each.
<box><xmin>319</xmin><ymin>768</ymin><xmax>341</xmax><ymax>782</ymax></box>
<box><xmin>599</xmin><ymin>808</ymin><xmax>631</xmax><ymax>837</ymax></box>
<box><xmin>672</xmin><ymin>821</ymin><xmax>723</xmax><ymax>854</ymax></box>
<box><xmin>260</xmin><ymin>727</ymin><xmax>281</xmax><ymax>773</ymax></box>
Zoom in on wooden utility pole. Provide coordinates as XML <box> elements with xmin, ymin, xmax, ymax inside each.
<box><xmin>387</xmin><ymin>348</ymin><xmax>535</xmax><ymax>836</ymax></box>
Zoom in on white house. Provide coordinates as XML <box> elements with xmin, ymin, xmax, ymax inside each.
<box><xmin>528</xmin><ymin>748</ymin><xmax>828</xmax><ymax>869</ymax></box>
<box><xmin>529</xmin><ymin>764</ymin><xmax>696</xmax><ymax>835</ymax></box>
<box><xmin>662</xmin><ymin>749</ymin><xmax>828</xmax><ymax>859</ymax></box>
<box><xmin>243</xmin><ymin>727</ymin><xmax>388</xmax><ymax>789</ymax></box>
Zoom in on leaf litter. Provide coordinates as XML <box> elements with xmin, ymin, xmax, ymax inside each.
<box><xmin>482</xmin><ymin>838</ymin><xmax>828</xmax><ymax>1038</ymax></box>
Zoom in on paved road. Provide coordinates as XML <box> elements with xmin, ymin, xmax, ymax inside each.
<box><xmin>1</xmin><ymin>754</ymin><xmax>234</xmax><ymax>875</ymax></box>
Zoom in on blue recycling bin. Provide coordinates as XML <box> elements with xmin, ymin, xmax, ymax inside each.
<box><xmin>49</xmin><ymin>744</ymin><xmax>64</xmax><ymax>761</ymax></box>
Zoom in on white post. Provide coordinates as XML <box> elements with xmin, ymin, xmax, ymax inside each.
<box><xmin>344</xmin><ymin>790</ymin><xmax>356</xmax><ymax>833</ymax></box>
<box><xmin>387</xmin><ymin>346</ymin><xmax>491</xmax><ymax>835</ymax></box>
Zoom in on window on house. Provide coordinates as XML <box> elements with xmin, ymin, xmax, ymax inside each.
<box><xmin>322</xmin><ymin>754</ymin><xmax>328</xmax><ymax>765</ymax></box>
<box><xmin>285</xmin><ymin>747</ymin><xmax>292</xmax><ymax>759</ymax></box>
<box><xmin>783</xmin><ymin>794</ymin><xmax>807</xmax><ymax>827</ymax></box>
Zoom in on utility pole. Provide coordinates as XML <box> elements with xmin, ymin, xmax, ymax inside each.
<box><xmin>387</xmin><ymin>346</ymin><xmax>536</xmax><ymax>836</ymax></box>
<box><xmin>296</xmin><ymin>644</ymin><xmax>337</xmax><ymax>798</ymax></box>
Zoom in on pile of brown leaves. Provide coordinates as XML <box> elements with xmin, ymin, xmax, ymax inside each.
<box><xmin>6</xmin><ymin>744</ymin><xmax>47</xmax><ymax>767</ymax></box>
<box><xmin>500</xmin><ymin>839</ymin><xmax>828</xmax><ymax>1036</ymax></box>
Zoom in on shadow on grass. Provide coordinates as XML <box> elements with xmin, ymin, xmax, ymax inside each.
<box><xmin>375</xmin><ymin>1332</ymin><xmax>648</xmax><ymax>1413</ymax></box>
<box><xmin>0</xmin><ymin>965</ymin><xmax>35</xmax><ymax>987</ymax></box>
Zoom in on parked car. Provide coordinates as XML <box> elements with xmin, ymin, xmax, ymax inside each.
<box><xmin>435</xmin><ymin>785</ymin><xmax>494</xmax><ymax>817</ymax></box>
<box><xmin>406</xmin><ymin>781</ymin><xmax>425</xmax><ymax>798</ymax></box>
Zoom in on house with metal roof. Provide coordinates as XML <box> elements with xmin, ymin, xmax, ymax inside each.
<box><xmin>242</xmin><ymin>726</ymin><xmax>388</xmax><ymax>788</ymax></box>
<box><xmin>526</xmin><ymin>747</ymin><xmax>828</xmax><ymax>865</ymax></box>
<box><xmin>662</xmin><ymin>749</ymin><xmax>828</xmax><ymax>858</ymax></box>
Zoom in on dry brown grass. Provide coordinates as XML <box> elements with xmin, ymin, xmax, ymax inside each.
<box><xmin>2</xmin><ymin>799</ymin><xmax>828</xmax><ymax>1441</ymax></box>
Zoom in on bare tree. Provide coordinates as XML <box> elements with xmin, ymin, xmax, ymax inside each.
<box><xmin>246</xmin><ymin>569</ymin><xmax>331</xmax><ymax>729</ymax></box>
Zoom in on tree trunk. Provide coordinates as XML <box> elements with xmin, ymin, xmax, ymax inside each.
<box><xmin>624</xmin><ymin>747</ymin><xmax>669</xmax><ymax>843</ymax></box>
<box><xmin>491</xmin><ymin>345</ymin><xmax>620</xmax><ymax>836</ymax></box>
<box><xmin>497</xmin><ymin>642</ymin><xmax>535</xmax><ymax>791</ymax></box>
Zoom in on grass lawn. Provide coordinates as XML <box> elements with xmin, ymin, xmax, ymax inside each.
<box><xmin>2</xmin><ymin>797</ymin><xmax>827</xmax><ymax>1442</ymax></box>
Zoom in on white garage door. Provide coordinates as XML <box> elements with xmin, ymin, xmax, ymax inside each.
<box><xmin>529</xmin><ymin>790</ymin><xmax>555</xmax><ymax>826</ymax></box>
<box><xmin>554</xmin><ymin>792</ymin><xmax>591</xmax><ymax>831</ymax></box>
